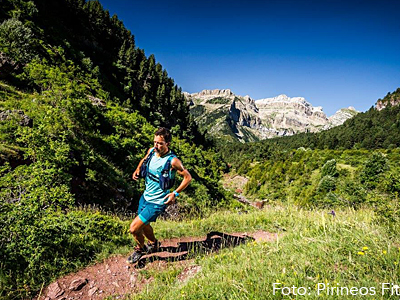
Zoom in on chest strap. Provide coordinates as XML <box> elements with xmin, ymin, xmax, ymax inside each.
<box><xmin>147</xmin><ymin>171</ymin><xmax>160</xmax><ymax>183</ymax></box>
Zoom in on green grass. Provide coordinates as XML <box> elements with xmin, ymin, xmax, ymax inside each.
<box><xmin>122</xmin><ymin>205</ymin><xmax>400</xmax><ymax>299</ymax></box>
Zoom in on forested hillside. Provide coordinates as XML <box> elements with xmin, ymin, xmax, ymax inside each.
<box><xmin>0</xmin><ymin>0</ymin><xmax>227</xmax><ymax>210</ymax></box>
<box><xmin>1</xmin><ymin>0</ymin><xmax>200</xmax><ymax>133</ymax></box>
<box><xmin>0</xmin><ymin>1</ymin><xmax>229</xmax><ymax>298</ymax></box>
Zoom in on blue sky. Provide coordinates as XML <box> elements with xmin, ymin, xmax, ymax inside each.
<box><xmin>100</xmin><ymin>0</ymin><xmax>400</xmax><ymax>116</ymax></box>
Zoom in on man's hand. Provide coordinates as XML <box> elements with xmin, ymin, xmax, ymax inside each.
<box><xmin>163</xmin><ymin>192</ymin><xmax>176</xmax><ymax>205</ymax></box>
<box><xmin>132</xmin><ymin>170</ymin><xmax>140</xmax><ymax>181</ymax></box>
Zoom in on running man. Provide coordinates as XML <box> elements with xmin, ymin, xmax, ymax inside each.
<box><xmin>127</xmin><ymin>127</ymin><xmax>192</xmax><ymax>264</ymax></box>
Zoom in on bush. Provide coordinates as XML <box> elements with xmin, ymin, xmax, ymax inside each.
<box><xmin>360</xmin><ymin>152</ymin><xmax>389</xmax><ymax>189</ymax></box>
<box><xmin>317</xmin><ymin>175</ymin><xmax>336</xmax><ymax>193</ymax></box>
<box><xmin>342</xmin><ymin>181</ymin><xmax>367</xmax><ymax>206</ymax></box>
<box><xmin>380</xmin><ymin>167</ymin><xmax>400</xmax><ymax>196</ymax></box>
<box><xmin>321</xmin><ymin>159</ymin><xmax>338</xmax><ymax>177</ymax></box>
<box><xmin>0</xmin><ymin>205</ymin><xmax>130</xmax><ymax>299</ymax></box>
<box><xmin>372</xmin><ymin>196</ymin><xmax>400</xmax><ymax>231</ymax></box>
<box><xmin>0</xmin><ymin>18</ymin><xmax>35</xmax><ymax>64</ymax></box>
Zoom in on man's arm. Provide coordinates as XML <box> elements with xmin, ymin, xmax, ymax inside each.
<box><xmin>132</xmin><ymin>148</ymin><xmax>152</xmax><ymax>181</ymax></box>
<box><xmin>163</xmin><ymin>157</ymin><xmax>192</xmax><ymax>205</ymax></box>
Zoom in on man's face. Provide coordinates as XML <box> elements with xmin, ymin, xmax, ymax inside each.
<box><xmin>154</xmin><ymin>135</ymin><xmax>169</xmax><ymax>154</ymax></box>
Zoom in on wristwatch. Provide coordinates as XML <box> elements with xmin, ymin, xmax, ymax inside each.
<box><xmin>173</xmin><ymin>190</ymin><xmax>179</xmax><ymax>197</ymax></box>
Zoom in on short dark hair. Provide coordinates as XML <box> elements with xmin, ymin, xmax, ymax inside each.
<box><xmin>155</xmin><ymin>127</ymin><xmax>172</xmax><ymax>143</ymax></box>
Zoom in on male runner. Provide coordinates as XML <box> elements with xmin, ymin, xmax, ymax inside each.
<box><xmin>127</xmin><ymin>127</ymin><xmax>192</xmax><ymax>263</ymax></box>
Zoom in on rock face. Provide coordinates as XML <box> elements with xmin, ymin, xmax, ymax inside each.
<box><xmin>186</xmin><ymin>89</ymin><xmax>358</xmax><ymax>142</ymax></box>
<box><xmin>375</xmin><ymin>88</ymin><xmax>400</xmax><ymax>111</ymax></box>
<box><xmin>325</xmin><ymin>107</ymin><xmax>358</xmax><ymax>129</ymax></box>
<box><xmin>376</xmin><ymin>97</ymin><xmax>400</xmax><ymax>111</ymax></box>
<box><xmin>255</xmin><ymin>94</ymin><xmax>328</xmax><ymax>138</ymax></box>
<box><xmin>0</xmin><ymin>109</ymin><xmax>33</xmax><ymax>127</ymax></box>
<box><xmin>229</xmin><ymin>97</ymin><xmax>261</xmax><ymax>129</ymax></box>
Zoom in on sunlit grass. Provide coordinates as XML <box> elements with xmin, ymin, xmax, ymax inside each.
<box><xmin>124</xmin><ymin>204</ymin><xmax>400</xmax><ymax>299</ymax></box>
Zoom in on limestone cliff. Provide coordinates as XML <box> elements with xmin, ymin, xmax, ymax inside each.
<box><xmin>325</xmin><ymin>107</ymin><xmax>358</xmax><ymax>129</ymax></box>
<box><xmin>186</xmin><ymin>89</ymin><xmax>358</xmax><ymax>142</ymax></box>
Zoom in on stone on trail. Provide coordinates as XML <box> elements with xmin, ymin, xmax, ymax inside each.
<box><xmin>68</xmin><ymin>277</ymin><xmax>87</xmax><ymax>291</ymax></box>
<box><xmin>88</xmin><ymin>287</ymin><xmax>98</xmax><ymax>297</ymax></box>
<box><xmin>46</xmin><ymin>281</ymin><xmax>64</xmax><ymax>299</ymax></box>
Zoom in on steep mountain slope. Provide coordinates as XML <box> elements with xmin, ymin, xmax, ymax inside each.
<box><xmin>1</xmin><ymin>0</ymin><xmax>221</xmax><ymax>210</ymax></box>
<box><xmin>0</xmin><ymin>2</ymin><xmax>229</xmax><ymax>298</ymax></box>
<box><xmin>325</xmin><ymin>107</ymin><xmax>358</xmax><ymax>129</ymax></box>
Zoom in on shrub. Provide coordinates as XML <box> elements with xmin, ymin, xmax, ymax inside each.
<box><xmin>371</xmin><ymin>196</ymin><xmax>400</xmax><ymax>231</ymax></box>
<box><xmin>317</xmin><ymin>175</ymin><xmax>336</xmax><ymax>193</ymax></box>
<box><xmin>0</xmin><ymin>18</ymin><xmax>35</xmax><ymax>64</ymax></box>
<box><xmin>0</xmin><ymin>205</ymin><xmax>130</xmax><ymax>299</ymax></box>
<box><xmin>342</xmin><ymin>181</ymin><xmax>367</xmax><ymax>206</ymax></box>
<box><xmin>380</xmin><ymin>167</ymin><xmax>400</xmax><ymax>196</ymax></box>
<box><xmin>321</xmin><ymin>159</ymin><xmax>338</xmax><ymax>177</ymax></box>
<box><xmin>360</xmin><ymin>152</ymin><xmax>389</xmax><ymax>189</ymax></box>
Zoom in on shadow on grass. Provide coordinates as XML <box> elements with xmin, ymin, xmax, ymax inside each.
<box><xmin>135</xmin><ymin>231</ymin><xmax>254</xmax><ymax>269</ymax></box>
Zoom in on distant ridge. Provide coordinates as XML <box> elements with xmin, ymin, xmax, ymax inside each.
<box><xmin>185</xmin><ymin>89</ymin><xmax>358</xmax><ymax>142</ymax></box>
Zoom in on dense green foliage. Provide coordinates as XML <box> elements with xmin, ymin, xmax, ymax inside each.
<box><xmin>222</xmin><ymin>147</ymin><xmax>400</xmax><ymax>230</ymax></box>
<box><xmin>0</xmin><ymin>1</ymin><xmax>231</xmax><ymax>298</ymax></box>
<box><xmin>0</xmin><ymin>0</ymin><xmax>201</xmax><ymax>135</ymax></box>
<box><xmin>0</xmin><ymin>0</ymin><xmax>229</xmax><ymax>210</ymax></box>
<box><xmin>0</xmin><ymin>205</ymin><xmax>130</xmax><ymax>299</ymax></box>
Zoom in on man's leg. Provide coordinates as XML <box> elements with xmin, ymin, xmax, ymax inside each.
<box><xmin>143</xmin><ymin>224</ymin><xmax>156</xmax><ymax>243</ymax></box>
<box><xmin>127</xmin><ymin>216</ymin><xmax>150</xmax><ymax>264</ymax></box>
<box><xmin>129</xmin><ymin>216</ymin><xmax>146</xmax><ymax>248</ymax></box>
<box><xmin>129</xmin><ymin>198</ymin><xmax>164</xmax><ymax>260</ymax></box>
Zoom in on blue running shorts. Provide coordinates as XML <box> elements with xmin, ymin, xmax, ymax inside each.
<box><xmin>137</xmin><ymin>195</ymin><xmax>167</xmax><ymax>225</ymax></box>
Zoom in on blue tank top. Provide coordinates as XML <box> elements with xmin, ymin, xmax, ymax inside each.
<box><xmin>143</xmin><ymin>148</ymin><xmax>176</xmax><ymax>205</ymax></box>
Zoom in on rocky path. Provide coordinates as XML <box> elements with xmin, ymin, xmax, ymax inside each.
<box><xmin>35</xmin><ymin>231</ymin><xmax>278</xmax><ymax>300</ymax></box>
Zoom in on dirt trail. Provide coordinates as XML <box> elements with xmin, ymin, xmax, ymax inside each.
<box><xmin>35</xmin><ymin>231</ymin><xmax>278</xmax><ymax>300</ymax></box>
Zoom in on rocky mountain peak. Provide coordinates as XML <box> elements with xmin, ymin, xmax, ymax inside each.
<box><xmin>198</xmin><ymin>89</ymin><xmax>234</xmax><ymax>97</ymax></box>
<box><xmin>256</xmin><ymin>94</ymin><xmax>309</xmax><ymax>106</ymax></box>
<box><xmin>186</xmin><ymin>89</ymin><xmax>358</xmax><ymax>142</ymax></box>
<box><xmin>325</xmin><ymin>106</ymin><xmax>359</xmax><ymax>129</ymax></box>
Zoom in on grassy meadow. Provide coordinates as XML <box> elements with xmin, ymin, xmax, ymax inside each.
<box><xmin>108</xmin><ymin>204</ymin><xmax>400</xmax><ymax>300</ymax></box>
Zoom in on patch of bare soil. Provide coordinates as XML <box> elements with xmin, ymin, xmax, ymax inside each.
<box><xmin>35</xmin><ymin>231</ymin><xmax>277</xmax><ymax>300</ymax></box>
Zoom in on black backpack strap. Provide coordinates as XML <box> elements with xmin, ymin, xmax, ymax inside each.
<box><xmin>139</xmin><ymin>148</ymin><xmax>155</xmax><ymax>178</ymax></box>
<box><xmin>145</xmin><ymin>148</ymin><xmax>155</xmax><ymax>167</ymax></box>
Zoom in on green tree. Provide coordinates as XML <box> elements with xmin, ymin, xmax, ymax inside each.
<box><xmin>360</xmin><ymin>152</ymin><xmax>389</xmax><ymax>189</ymax></box>
<box><xmin>0</xmin><ymin>18</ymin><xmax>35</xmax><ymax>64</ymax></box>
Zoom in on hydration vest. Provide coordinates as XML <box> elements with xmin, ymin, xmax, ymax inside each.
<box><xmin>139</xmin><ymin>149</ymin><xmax>176</xmax><ymax>190</ymax></box>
